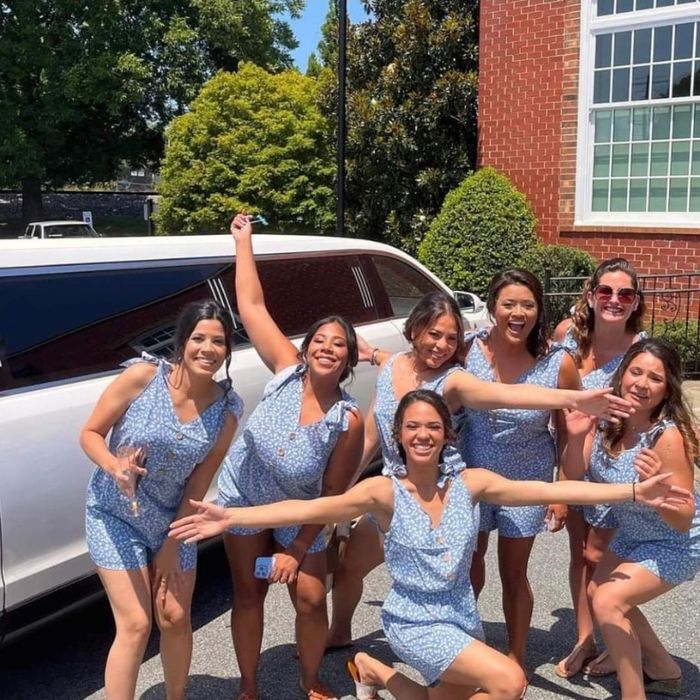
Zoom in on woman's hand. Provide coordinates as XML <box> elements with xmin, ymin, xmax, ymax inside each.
<box><xmin>634</xmin><ymin>447</ymin><xmax>663</xmax><ymax>482</ymax></box>
<box><xmin>152</xmin><ymin>539</ymin><xmax>183</xmax><ymax>604</ymax></box>
<box><xmin>545</xmin><ymin>503</ymin><xmax>567</xmax><ymax>532</ymax></box>
<box><xmin>270</xmin><ymin>549</ymin><xmax>302</xmax><ymax>585</ymax></box>
<box><xmin>563</xmin><ymin>408</ymin><xmax>597</xmax><ymax>438</ymax></box>
<box><xmin>169</xmin><ymin>499</ymin><xmax>230</xmax><ymax>544</ymax></box>
<box><xmin>635</xmin><ymin>473</ymin><xmax>694</xmax><ymax>511</ymax></box>
<box><xmin>573</xmin><ymin>388</ymin><xmax>634</xmax><ymax>420</ymax></box>
<box><xmin>230</xmin><ymin>212</ymin><xmax>253</xmax><ymax>241</ymax></box>
<box><xmin>356</xmin><ymin>333</ymin><xmax>373</xmax><ymax>363</ymax></box>
<box><xmin>111</xmin><ymin>448</ymin><xmax>147</xmax><ymax>499</ymax></box>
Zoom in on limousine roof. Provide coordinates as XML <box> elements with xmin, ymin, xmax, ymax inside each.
<box><xmin>0</xmin><ymin>233</ymin><xmax>420</xmax><ymax>270</ymax></box>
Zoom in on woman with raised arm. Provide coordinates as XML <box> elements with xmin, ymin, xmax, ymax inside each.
<box><xmin>217</xmin><ymin>214</ymin><xmax>364</xmax><ymax>700</ymax></box>
<box><xmin>80</xmin><ymin>301</ymin><xmax>242</xmax><ymax>700</ymax></box>
<box><xmin>171</xmin><ymin>390</ymin><xmax>690</xmax><ymax>700</ymax></box>
<box><xmin>582</xmin><ymin>338</ymin><xmax>699</xmax><ymax>699</ymax></box>
<box><xmin>552</xmin><ymin>257</ymin><xmax>647</xmax><ymax>678</ymax></box>
<box><xmin>327</xmin><ymin>288</ymin><xmax>632</xmax><ymax>652</ymax></box>
<box><xmin>459</xmin><ymin>270</ymin><xmax>581</xmax><ymax>671</ymax></box>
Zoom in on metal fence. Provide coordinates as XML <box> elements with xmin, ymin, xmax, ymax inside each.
<box><xmin>543</xmin><ymin>271</ymin><xmax>700</xmax><ymax>378</ymax></box>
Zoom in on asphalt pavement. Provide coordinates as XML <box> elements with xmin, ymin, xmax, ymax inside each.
<box><xmin>2</xmin><ymin>529</ymin><xmax>698</xmax><ymax>700</ymax></box>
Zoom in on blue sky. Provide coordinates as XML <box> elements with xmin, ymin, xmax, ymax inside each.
<box><xmin>284</xmin><ymin>1</ymin><xmax>370</xmax><ymax>71</ymax></box>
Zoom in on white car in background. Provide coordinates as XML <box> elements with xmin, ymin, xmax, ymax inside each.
<box><xmin>453</xmin><ymin>290</ymin><xmax>491</xmax><ymax>330</ymax></box>
<box><xmin>19</xmin><ymin>220</ymin><xmax>99</xmax><ymax>239</ymax></box>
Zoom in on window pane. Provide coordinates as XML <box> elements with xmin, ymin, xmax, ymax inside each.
<box><xmin>649</xmin><ymin>178</ymin><xmax>668</xmax><ymax>211</ymax></box>
<box><xmin>697</xmin><ymin>23</ymin><xmax>700</xmax><ymax>57</ymax></box>
<box><xmin>693</xmin><ymin>60</ymin><xmax>700</xmax><ymax>95</ymax></box>
<box><xmin>692</xmin><ymin>141</ymin><xmax>700</xmax><ymax>175</ymax></box>
<box><xmin>612</xmin><ymin>68</ymin><xmax>630</xmax><ymax>101</ymax></box>
<box><xmin>690</xmin><ymin>178</ymin><xmax>700</xmax><ymax>210</ymax></box>
<box><xmin>674</xmin><ymin>23</ymin><xmax>695</xmax><ymax>60</ymax></box>
<box><xmin>652</xmin><ymin>106</ymin><xmax>671</xmax><ymax>139</ymax></box>
<box><xmin>631</xmin><ymin>66</ymin><xmax>650</xmax><ymax>99</ymax></box>
<box><xmin>673</xmin><ymin>105</ymin><xmax>692</xmax><ymax>138</ymax></box>
<box><xmin>695</xmin><ymin>105</ymin><xmax>700</xmax><ymax>137</ymax></box>
<box><xmin>633</xmin><ymin>28</ymin><xmax>652</xmax><ymax>64</ymax></box>
<box><xmin>592</xmin><ymin>180</ymin><xmax>610</xmax><ymax>211</ymax></box>
<box><xmin>650</xmin><ymin>141</ymin><xmax>670</xmax><ymax>175</ymax></box>
<box><xmin>631</xmin><ymin>143</ymin><xmax>650</xmax><ymax>175</ymax></box>
<box><xmin>629</xmin><ymin>180</ymin><xmax>648</xmax><ymax>210</ymax></box>
<box><xmin>371</xmin><ymin>256</ymin><xmax>440</xmax><ymax>317</ymax></box>
<box><xmin>671</xmin><ymin>141</ymin><xmax>691</xmax><ymax>175</ymax></box>
<box><xmin>595</xmin><ymin>110</ymin><xmax>613</xmax><ymax>142</ymax></box>
<box><xmin>614</xmin><ymin>109</ymin><xmax>631</xmax><ymax>141</ymax></box>
<box><xmin>610</xmin><ymin>180</ymin><xmax>629</xmax><ymax>210</ymax></box>
<box><xmin>656</xmin><ymin>0</ymin><xmax>674</xmax><ymax>7</ymax></box>
<box><xmin>654</xmin><ymin>26</ymin><xmax>672</xmax><ymax>63</ymax></box>
<box><xmin>594</xmin><ymin>145</ymin><xmax>612</xmax><ymax>176</ymax></box>
<box><xmin>612</xmin><ymin>144</ymin><xmax>631</xmax><ymax>176</ymax></box>
<box><xmin>672</xmin><ymin>61</ymin><xmax>693</xmax><ymax>97</ymax></box>
<box><xmin>635</xmin><ymin>0</ymin><xmax>653</xmax><ymax>8</ymax></box>
<box><xmin>596</xmin><ymin>34</ymin><xmax>613</xmax><ymax>68</ymax></box>
<box><xmin>598</xmin><ymin>0</ymin><xmax>614</xmax><ymax>14</ymax></box>
<box><xmin>594</xmin><ymin>70</ymin><xmax>612</xmax><ymax>103</ymax></box>
<box><xmin>614</xmin><ymin>31</ymin><xmax>632</xmax><ymax>66</ymax></box>
<box><xmin>669</xmin><ymin>178</ymin><xmax>689</xmax><ymax>211</ymax></box>
<box><xmin>632</xmin><ymin>107</ymin><xmax>651</xmax><ymax>140</ymax></box>
<box><xmin>616</xmin><ymin>0</ymin><xmax>634</xmax><ymax>11</ymax></box>
<box><xmin>651</xmin><ymin>63</ymin><xmax>670</xmax><ymax>99</ymax></box>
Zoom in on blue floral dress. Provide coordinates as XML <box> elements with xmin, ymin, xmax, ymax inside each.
<box><xmin>218</xmin><ymin>364</ymin><xmax>357</xmax><ymax>553</ymax></box>
<box><xmin>459</xmin><ymin>330</ymin><xmax>566</xmax><ymax>537</ymax></box>
<box><xmin>587</xmin><ymin>421</ymin><xmax>700</xmax><ymax>585</ymax></box>
<box><xmin>379</xmin><ymin>474</ymin><xmax>483</xmax><ymax>686</ymax></box>
<box><xmin>86</xmin><ymin>354</ymin><xmax>243</xmax><ymax>571</ymax></box>
<box><xmin>374</xmin><ymin>353</ymin><xmax>466</xmax><ymax>486</ymax></box>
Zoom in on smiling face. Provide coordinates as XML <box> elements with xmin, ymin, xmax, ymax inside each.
<box><xmin>492</xmin><ymin>283</ymin><xmax>538</xmax><ymax>346</ymax></box>
<box><xmin>399</xmin><ymin>400</ymin><xmax>446</xmax><ymax>468</ymax></box>
<box><xmin>411</xmin><ymin>313</ymin><xmax>460</xmax><ymax>370</ymax></box>
<box><xmin>182</xmin><ymin>319</ymin><xmax>228</xmax><ymax>376</ymax></box>
<box><xmin>304</xmin><ymin>321</ymin><xmax>350</xmax><ymax>379</ymax></box>
<box><xmin>619</xmin><ymin>351</ymin><xmax>668</xmax><ymax>415</ymax></box>
<box><xmin>587</xmin><ymin>270</ymin><xmax>639</xmax><ymax>326</ymax></box>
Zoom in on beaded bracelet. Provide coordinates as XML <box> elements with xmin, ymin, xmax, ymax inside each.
<box><xmin>370</xmin><ymin>348</ymin><xmax>380</xmax><ymax>366</ymax></box>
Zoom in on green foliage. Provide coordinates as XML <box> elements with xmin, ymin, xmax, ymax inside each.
<box><xmin>652</xmin><ymin>320</ymin><xmax>700</xmax><ymax>375</ymax></box>
<box><xmin>519</xmin><ymin>243</ymin><xmax>598</xmax><ymax>327</ymax></box>
<box><xmin>417</xmin><ymin>168</ymin><xmax>537</xmax><ymax>296</ymax></box>
<box><xmin>0</xmin><ymin>0</ymin><xmax>302</xmax><ymax>216</ymax></box>
<box><xmin>317</xmin><ymin>0</ymin><xmax>478</xmax><ymax>253</ymax></box>
<box><xmin>156</xmin><ymin>63</ymin><xmax>335</xmax><ymax>234</ymax></box>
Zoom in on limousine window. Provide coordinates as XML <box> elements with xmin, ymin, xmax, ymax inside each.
<box><xmin>369</xmin><ymin>254</ymin><xmax>442</xmax><ymax>318</ymax></box>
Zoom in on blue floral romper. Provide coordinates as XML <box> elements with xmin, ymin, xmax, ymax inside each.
<box><xmin>587</xmin><ymin>421</ymin><xmax>700</xmax><ymax>585</ymax></box>
<box><xmin>379</xmin><ymin>474</ymin><xmax>484</xmax><ymax>686</ymax></box>
<box><xmin>374</xmin><ymin>353</ymin><xmax>466</xmax><ymax>485</ymax></box>
<box><xmin>86</xmin><ymin>354</ymin><xmax>243</xmax><ymax>571</ymax></box>
<box><xmin>558</xmin><ymin>325</ymin><xmax>648</xmax><ymax>526</ymax></box>
<box><xmin>218</xmin><ymin>364</ymin><xmax>357</xmax><ymax>553</ymax></box>
<box><xmin>459</xmin><ymin>330</ymin><xmax>566</xmax><ymax>537</ymax></box>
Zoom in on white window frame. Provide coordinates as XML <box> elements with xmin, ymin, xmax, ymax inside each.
<box><xmin>576</xmin><ymin>0</ymin><xmax>700</xmax><ymax>226</ymax></box>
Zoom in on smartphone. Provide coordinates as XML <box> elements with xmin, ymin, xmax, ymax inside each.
<box><xmin>254</xmin><ymin>556</ymin><xmax>275</xmax><ymax>579</ymax></box>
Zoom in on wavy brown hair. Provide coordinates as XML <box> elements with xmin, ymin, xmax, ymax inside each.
<box><xmin>601</xmin><ymin>338</ymin><xmax>699</xmax><ymax>462</ymax></box>
<box><xmin>571</xmin><ymin>258</ymin><xmax>646</xmax><ymax>367</ymax></box>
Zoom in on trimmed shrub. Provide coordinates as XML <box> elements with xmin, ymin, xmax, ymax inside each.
<box><xmin>519</xmin><ymin>243</ymin><xmax>598</xmax><ymax>328</ymax></box>
<box><xmin>417</xmin><ymin>168</ymin><xmax>537</xmax><ymax>296</ymax></box>
<box><xmin>652</xmin><ymin>319</ymin><xmax>700</xmax><ymax>376</ymax></box>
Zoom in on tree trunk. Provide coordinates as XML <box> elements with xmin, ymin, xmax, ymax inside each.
<box><xmin>21</xmin><ymin>177</ymin><xmax>44</xmax><ymax>222</ymax></box>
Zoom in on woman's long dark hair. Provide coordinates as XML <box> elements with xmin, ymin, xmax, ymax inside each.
<box><xmin>486</xmin><ymin>268</ymin><xmax>548</xmax><ymax>358</ymax></box>
<box><xmin>172</xmin><ymin>300</ymin><xmax>235</xmax><ymax>395</ymax></box>
<box><xmin>298</xmin><ymin>315</ymin><xmax>359</xmax><ymax>384</ymax></box>
<box><xmin>602</xmin><ymin>338</ymin><xmax>698</xmax><ymax>461</ymax></box>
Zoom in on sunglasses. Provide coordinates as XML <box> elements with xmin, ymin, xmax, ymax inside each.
<box><xmin>593</xmin><ymin>284</ymin><xmax>638</xmax><ymax>305</ymax></box>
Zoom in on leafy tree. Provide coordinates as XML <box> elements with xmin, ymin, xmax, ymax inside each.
<box><xmin>156</xmin><ymin>63</ymin><xmax>335</xmax><ymax>234</ymax></box>
<box><xmin>0</xmin><ymin>0</ymin><xmax>302</xmax><ymax>220</ymax></box>
<box><xmin>418</xmin><ymin>168</ymin><xmax>537</xmax><ymax>296</ymax></box>
<box><xmin>318</xmin><ymin>0</ymin><xmax>479</xmax><ymax>252</ymax></box>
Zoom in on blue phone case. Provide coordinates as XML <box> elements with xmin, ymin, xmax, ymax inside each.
<box><xmin>254</xmin><ymin>556</ymin><xmax>275</xmax><ymax>579</ymax></box>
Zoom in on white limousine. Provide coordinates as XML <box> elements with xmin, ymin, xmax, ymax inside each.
<box><xmin>0</xmin><ymin>232</ymin><xmax>459</xmax><ymax>640</ymax></box>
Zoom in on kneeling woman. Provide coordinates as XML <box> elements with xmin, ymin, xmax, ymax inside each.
<box><xmin>170</xmin><ymin>390</ymin><xmax>689</xmax><ymax>700</ymax></box>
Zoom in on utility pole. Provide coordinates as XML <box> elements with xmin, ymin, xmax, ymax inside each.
<box><xmin>336</xmin><ymin>0</ymin><xmax>347</xmax><ymax>237</ymax></box>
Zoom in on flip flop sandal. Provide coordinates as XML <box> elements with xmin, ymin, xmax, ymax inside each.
<box><xmin>583</xmin><ymin>650</ymin><xmax>616</xmax><ymax>678</ymax></box>
<box><xmin>643</xmin><ymin>672</ymin><xmax>683</xmax><ymax>697</ymax></box>
<box><xmin>346</xmin><ymin>658</ymin><xmax>379</xmax><ymax>700</ymax></box>
<box><xmin>554</xmin><ymin>645</ymin><xmax>598</xmax><ymax>679</ymax></box>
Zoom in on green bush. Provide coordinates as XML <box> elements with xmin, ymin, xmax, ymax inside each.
<box><xmin>652</xmin><ymin>319</ymin><xmax>700</xmax><ymax>375</ymax></box>
<box><xmin>519</xmin><ymin>243</ymin><xmax>598</xmax><ymax>328</ymax></box>
<box><xmin>417</xmin><ymin>168</ymin><xmax>537</xmax><ymax>296</ymax></box>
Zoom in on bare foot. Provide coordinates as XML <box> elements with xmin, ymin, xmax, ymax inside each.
<box><xmin>583</xmin><ymin>650</ymin><xmax>616</xmax><ymax>677</ymax></box>
<box><xmin>554</xmin><ymin>643</ymin><xmax>598</xmax><ymax>679</ymax></box>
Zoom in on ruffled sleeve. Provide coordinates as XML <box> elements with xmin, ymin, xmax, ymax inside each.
<box><xmin>464</xmin><ymin>328</ymin><xmax>489</xmax><ymax>345</ymax></box>
<box><xmin>120</xmin><ymin>351</ymin><xmax>170</xmax><ymax>370</ymax></box>
<box><xmin>261</xmin><ymin>364</ymin><xmax>305</xmax><ymax>401</ymax></box>
<box><xmin>644</xmin><ymin>419</ymin><xmax>676</xmax><ymax>447</ymax></box>
<box><xmin>382</xmin><ymin>445</ymin><xmax>465</xmax><ymax>488</ymax></box>
<box><xmin>225</xmin><ymin>390</ymin><xmax>245</xmax><ymax>420</ymax></box>
<box><xmin>323</xmin><ymin>390</ymin><xmax>359</xmax><ymax>435</ymax></box>
<box><xmin>552</xmin><ymin>325</ymin><xmax>577</xmax><ymax>355</ymax></box>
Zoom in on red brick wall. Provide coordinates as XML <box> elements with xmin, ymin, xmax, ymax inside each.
<box><xmin>479</xmin><ymin>0</ymin><xmax>700</xmax><ymax>275</ymax></box>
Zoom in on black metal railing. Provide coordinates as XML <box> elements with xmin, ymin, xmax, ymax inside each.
<box><xmin>544</xmin><ymin>271</ymin><xmax>700</xmax><ymax>378</ymax></box>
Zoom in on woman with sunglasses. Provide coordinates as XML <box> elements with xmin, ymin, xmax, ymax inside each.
<box><xmin>552</xmin><ymin>257</ymin><xmax>647</xmax><ymax>678</ymax></box>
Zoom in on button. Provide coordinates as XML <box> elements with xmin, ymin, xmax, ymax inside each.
<box><xmin>166</xmin><ymin>451</ymin><xmax>175</xmax><ymax>460</ymax></box>
<box><xmin>436</xmin><ymin>536</ymin><xmax>444</xmax><ymax>544</ymax></box>
<box><xmin>175</xmin><ymin>432</ymin><xmax>184</xmax><ymax>441</ymax></box>
<box><xmin>442</xmin><ymin>553</ymin><xmax>450</xmax><ymax>562</ymax></box>
<box><xmin>289</xmin><ymin>432</ymin><xmax>297</xmax><ymax>441</ymax></box>
<box><xmin>278</xmin><ymin>448</ymin><xmax>286</xmax><ymax>457</ymax></box>
<box><xmin>447</xmin><ymin>573</ymin><xmax>455</xmax><ymax>581</ymax></box>
<box><xmin>157</xmin><ymin>468</ymin><xmax>166</xmax><ymax>476</ymax></box>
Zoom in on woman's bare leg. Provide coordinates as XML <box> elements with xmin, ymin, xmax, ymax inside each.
<box><xmin>470</xmin><ymin>532</ymin><xmax>490</xmax><ymax>600</ymax></box>
<box><xmin>98</xmin><ymin>566</ymin><xmax>152</xmax><ymax>700</ymax></box>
